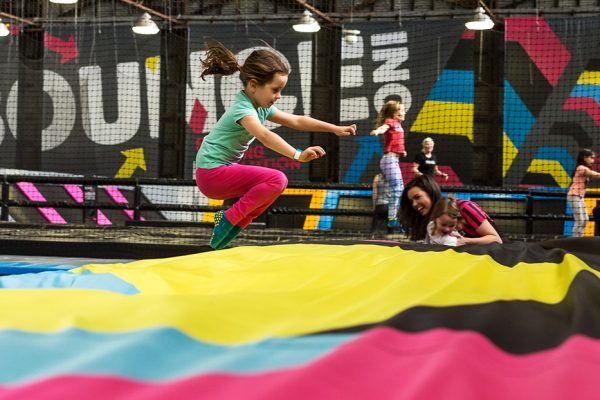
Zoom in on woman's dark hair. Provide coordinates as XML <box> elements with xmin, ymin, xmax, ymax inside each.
<box><xmin>574</xmin><ymin>148</ymin><xmax>595</xmax><ymax>175</ymax></box>
<box><xmin>200</xmin><ymin>41</ymin><xmax>290</xmax><ymax>86</ymax></box>
<box><xmin>399</xmin><ymin>175</ymin><xmax>442</xmax><ymax>241</ymax></box>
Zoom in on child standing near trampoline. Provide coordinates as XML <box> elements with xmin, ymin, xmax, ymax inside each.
<box><xmin>195</xmin><ymin>42</ymin><xmax>356</xmax><ymax>249</ymax></box>
<box><xmin>567</xmin><ymin>148</ymin><xmax>600</xmax><ymax>237</ymax></box>
<box><xmin>371</xmin><ymin>172</ymin><xmax>391</xmax><ymax>237</ymax></box>
<box><xmin>370</xmin><ymin>100</ymin><xmax>406</xmax><ymax>230</ymax></box>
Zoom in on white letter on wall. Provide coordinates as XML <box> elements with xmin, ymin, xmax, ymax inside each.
<box><xmin>79</xmin><ymin>62</ymin><xmax>141</xmax><ymax>145</ymax></box>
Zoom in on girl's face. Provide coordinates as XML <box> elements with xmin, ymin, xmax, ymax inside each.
<box><xmin>393</xmin><ymin>105</ymin><xmax>406</xmax><ymax>122</ymax></box>
<box><xmin>434</xmin><ymin>214</ymin><xmax>458</xmax><ymax>235</ymax></box>
<box><xmin>407</xmin><ymin>186</ymin><xmax>433</xmax><ymax>216</ymax></box>
<box><xmin>248</xmin><ymin>72</ymin><xmax>288</xmax><ymax>108</ymax></box>
<box><xmin>584</xmin><ymin>153</ymin><xmax>595</xmax><ymax>167</ymax></box>
<box><xmin>423</xmin><ymin>140</ymin><xmax>434</xmax><ymax>153</ymax></box>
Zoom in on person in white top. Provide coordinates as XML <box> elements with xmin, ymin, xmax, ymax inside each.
<box><xmin>425</xmin><ymin>197</ymin><xmax>463</xmax><ymax>246</ymax></box>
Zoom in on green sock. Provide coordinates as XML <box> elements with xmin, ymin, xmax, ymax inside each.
<box><xmin>210</xmin><ymin>210</ymin><xmax>236</xmax><ymax>249</ymax></box>
<box><xmin>215</xmin><ymin>225</ymin><xmax>242</xmax><ymax>250</ymax></box>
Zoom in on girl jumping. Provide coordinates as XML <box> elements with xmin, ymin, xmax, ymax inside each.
<box><xmin>370</xmin><ymin>100</ymin><xmax>406</xmax><ymax>230</ymax></box>
<box><xmin>196</xmin><ymin>42</ymin><xmax>356</xmax><ymax>249</ymax></box>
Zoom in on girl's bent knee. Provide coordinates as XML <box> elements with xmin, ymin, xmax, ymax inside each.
<box><xmin>271</xmin><ymin>171</ymin><xmax>288</xmax><ymax>193</ymax></box>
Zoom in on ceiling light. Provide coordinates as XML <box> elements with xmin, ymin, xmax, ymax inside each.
<box><xmin>465</xmin><ymin>7</ymin><xmax>494</xmax><ymax>30</ymax></box>
<box><xmin>49</xmin><ymin>0</ymin><xmax>79</xmax><ymax>4</ymax></box>
<box><xmin>132</xmin><ymin>12</ymin><xmax>160</xmax><ymax>35</ymax></box>
<box><xmin>343</xmin><ymin>29</ymin><xmax>360</xmax><ymax>44</ymax></box>
<box><xmin>0</xmin><ymin>21</ymin><xmax>8</xmax><ymax>37</ymax></box>
<box><xmin>293</xmin><ymin>10</ymin><xmax>320</xmax><ymax>33</ymax></box>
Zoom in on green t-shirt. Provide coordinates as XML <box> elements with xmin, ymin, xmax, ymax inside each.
<box><xmin>196</xmin><ymin>90</ymin><xmax>276</xmax><ymax>168</ymax></box>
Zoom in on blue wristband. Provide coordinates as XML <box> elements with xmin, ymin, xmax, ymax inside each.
<box><xmin>293</xmin><ymin>149</ymin><xmax>302</xmax><ymax>161</ymax></box>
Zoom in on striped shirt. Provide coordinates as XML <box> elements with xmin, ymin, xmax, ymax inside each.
<box><xmin>456</xmin><ymin>199</ymin><xmax>494</xmax><ymax>238</ymax></box>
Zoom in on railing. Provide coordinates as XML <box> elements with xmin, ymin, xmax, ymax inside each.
<box><xmin>0</xmin><ymin>174</ymin><xmax>598</xmax><ymax>237</ymax></box>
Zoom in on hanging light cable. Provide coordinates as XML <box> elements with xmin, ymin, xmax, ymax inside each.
<box><xmin>342</xmin><ymin>0</ymin><xmax>360</xmax><ymax>44</ymax></box>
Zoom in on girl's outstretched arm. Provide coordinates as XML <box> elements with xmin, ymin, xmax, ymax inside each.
<box><xmin>370</xmin><ymin>124</ymin><xmax>390</xmax><ymax>136</ymax></box>
<box><xmin>240</xmin><ymin>115</ymin><xmax>325</xmax><ymax>162</ymax></box>
<box><xmin>583</xmin><ymin>166</ymin><xmax>600</xmax><ymax>179</ymax></box>
<box><xmin>269</xmin><ymin>110</ymin><xmax>356</xmax><ymax>137</ymax></box>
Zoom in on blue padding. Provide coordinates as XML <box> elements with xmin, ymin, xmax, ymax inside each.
<box><xmin>0</xmin><ymin>261</ymin><xmax>76</xmax><ymax>275</ymax></box>
<box><xmin>0</xmin><ymin>328</ymin><xmax>355</xmax><ymax>384</ymax></box>
<box><xmin>0</xmin><ymin>270</ymin><xmax>139</xmax><ymax>295</ymax></box>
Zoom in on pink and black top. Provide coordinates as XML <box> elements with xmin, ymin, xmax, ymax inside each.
<box><xmin>456</xmin><ymin>199</ymin><xmax>495</xmax><ymax>238</ymax></box>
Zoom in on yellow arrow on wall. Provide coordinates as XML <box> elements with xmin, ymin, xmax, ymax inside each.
<box><xmin>115</xmin><ymin>148</ymin><xmax>147</xmax><ymax>178</ymax></box>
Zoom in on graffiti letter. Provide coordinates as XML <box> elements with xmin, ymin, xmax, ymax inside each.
<box><xmin>374</xmin><ymin>83</ymin><xmax>412</xmax><ymax>113</ymax></box>
<box><xmin>79</xmin><ymin>62</ymin><xmax>141</xmax><ymax>145</ymax></box>
<box><xmin>145</xmin><ymin>56</ymin><xmax>160</xmax><ymax>139</ymax></box>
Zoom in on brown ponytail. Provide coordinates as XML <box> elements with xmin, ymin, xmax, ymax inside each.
<box><xmin>200</xmin><ymin>42</ymin><xmax>241</xmax><ymax>81</ymax></box>
<box><xmin>200</xmin><ymin>41</ymin><xmax>290</xmax><ymax>85</ymax></box>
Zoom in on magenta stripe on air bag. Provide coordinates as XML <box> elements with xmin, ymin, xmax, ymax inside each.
<box><xmin>1</xmin><ymin>327</ymin><xmax>599</xmax><ymax>400</ymax></box>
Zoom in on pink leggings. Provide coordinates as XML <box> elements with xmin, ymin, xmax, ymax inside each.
<box><xmin>196</xmin><ymin>164</ymin><xmax>288</xmax><ymax>229</ymax></box>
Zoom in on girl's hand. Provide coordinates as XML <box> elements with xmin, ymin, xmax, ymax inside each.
<box><xmin>401</xmin><ymin>151</ymin><xmax>407</xmax><ymax>157</ymax></box>
<box><xmin>299</xmin><ymin>146</ymin><xmax>326</xmax><ymax>162</ymax></box>
<box><xmin>335</xmin><ymin>124</ymin><xmax>357</xmax><ymax>137</ymax></box>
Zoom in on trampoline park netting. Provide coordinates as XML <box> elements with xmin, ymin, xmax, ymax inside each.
<box><xmin>0</xmin><ymin>11</ymin><xmax>598</xmax><ymax>245</ymax></box>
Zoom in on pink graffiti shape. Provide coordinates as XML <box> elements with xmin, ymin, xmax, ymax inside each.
<box><xmin>461</xmin><ymin>29</ymin><xmax>475</xmax><ymax>40</ymax></box>
<box><xmin>63</xmin><ymin>184</ymin><xmax>84</xmax><ymax>203</ymax></box>
<box><xmin>505</xmin><ymin>17</ymin><xmax>571</xmax><ymax>87</ymax></box>
<box><xmin>189</xmin><ymin>99</ymin><xmax>208</xmax><ymax>134</ymax></box>
<box><xmin>103</xmin><ymin>186</ymin><xmax>145</xmax><ymax>221</ymax></box>
<box><xmin>63</xmin><ymin>184</ymin><xmax>113</xmax><ymax>225</ymax></box>
<box><xmin>96</xmin><ymin>210</ymin><xmax>112</xmax><ymax>225</ymax></box>
<box><xmin>16</xmin><ymin>182</ymin><xmax>67</xmax><ymax>224</ymax></box>
<box><xmin>44</xmin><ymin>33</ymin><xmax>79</xmax><ymax>64</ymax></box>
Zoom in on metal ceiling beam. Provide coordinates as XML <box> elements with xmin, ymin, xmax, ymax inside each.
<box><xmin>120</xmin><ymin>0</ymin><xmax>183</xmax><ymax>25</ymax></box>
<box><xmin>0</xmin><ymin>10</ymin><xmax>36</xmax><ymax>26</ymax></box>
<box><xmin>295</xmin><ymin>0</ymin><xmax>336</xmax><ymax>24</ymax></box>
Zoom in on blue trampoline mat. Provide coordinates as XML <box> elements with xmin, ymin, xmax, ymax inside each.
<box><xmin>0</xmin><ymin>255</ymin><xmax>134</xmax><ymax>275</ymax></box>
